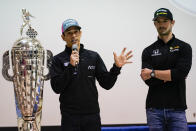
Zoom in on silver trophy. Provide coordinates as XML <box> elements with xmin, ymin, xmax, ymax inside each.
<box><xmin>2</xmin><ymin>9</ymin><xmax>53</xmax><ymax>131</ymax></box>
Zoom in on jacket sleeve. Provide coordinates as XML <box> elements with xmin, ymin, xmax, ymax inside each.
<box><xmin>171</xmin><ymin>43</ymin><xmax>192</xmax><ymax>81</ymax></box>
<box><xmin>49</xmin><ymin>57</ymin><xmax>74</xmax><ymax>94</ymax></box>
<box><xmin>142</xmin><ymin>48</ymin><xmax>164</xmax><ymax>87</ymax></box>
<box><xmin>95</xmin><ymin>53</ymin><xmax>121</xmax><ymax>90</ymax></box>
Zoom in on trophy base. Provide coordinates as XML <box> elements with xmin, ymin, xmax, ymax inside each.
<box><xmin>17</xmin><ymin>113</ymin><xmax>41</xmax><ymax>131</ymax></box>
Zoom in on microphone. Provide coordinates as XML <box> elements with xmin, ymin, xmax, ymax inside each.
<box><xmin>72</xmin><ymin>43</ymin><xmax>78</xmax><ymax>51</ymax></box>
<box><xmin>72</xmin><ymin>44</ymin><xmax>79</xmax><ymax>75</ymax></box>
<box><xmin>72</xmin><ymin>44</ymin><xmax>78</xmax><ymax>65</ymax></box>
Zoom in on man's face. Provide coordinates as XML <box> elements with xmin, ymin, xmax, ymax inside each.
<box><xmin>61</xmin><ymin>26</ymin><xmax>82</xmax><ymax>47</ymax></box>
<box><xmin>154</xmin><ymin>17</ymin><xmax>175</xmax><ymax>36</ymax></box>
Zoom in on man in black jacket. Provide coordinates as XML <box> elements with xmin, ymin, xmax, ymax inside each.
<box><xmin>50</xmin><ymin>19</ymin><xmax>133</xmax><ymax>131</ymax></box>
<box><xmin>141</xmin><ymin>8</ymin><xmax>192</xmax><ymax>131</ymax></box>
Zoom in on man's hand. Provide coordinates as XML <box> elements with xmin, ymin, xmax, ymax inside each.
<box><xmin>70</xmin><ymin>50</ymin><xmax>79</xmax><ymax>66</ymax></box>
<box><xmin>113</xmin><ymin>48</ymin><xmax>133</xmax><ymax>67</ymax></box>
<box><xmin>141</xmin><ymin>68</ymin><xmax>152</xmax><ymax>81</ymax></box>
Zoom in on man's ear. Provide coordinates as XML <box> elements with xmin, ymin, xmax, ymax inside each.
<box><xmin>153</xmin><ymin>21</ymin><xmax>156</xmax><ymax>26</ymax></box>
<box><xmin>79</xmin><ymin>30</ymin><xmax>82</xmax><ymax>37</ymax></box>
<box><xmin>172</xmin><ymin>20</ymin><xmax>175</xmax><ymax>25</ymax></box>
<box><xmin>61</xmin><ymin>34</ymin><xmax>65</xmax><ymax>41</ymax></box>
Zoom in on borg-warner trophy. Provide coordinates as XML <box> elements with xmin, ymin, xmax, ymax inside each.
<box><xmin>2</xmin><ymin>9</ymin><xmax>53</xmax><ymax>131</ymax></box>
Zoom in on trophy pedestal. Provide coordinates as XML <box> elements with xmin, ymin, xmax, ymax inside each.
<box><xmin>17</xmin><ymin>113</ymin><xmax>41</xmax><ymax>131</ymax></box>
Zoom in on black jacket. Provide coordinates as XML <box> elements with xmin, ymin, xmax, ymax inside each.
<box><xmin>50</xmin><ymin>44</ymin><xmax>121</xmax><ymax>114</ymax></box>
<box><xmin>142</xmin><ymin>35</ymin><xmax>192</xmax><ymax>110</ymax></box>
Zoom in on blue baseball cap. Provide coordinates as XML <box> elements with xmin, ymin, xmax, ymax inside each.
<box><xmin>62</xmin><ymin>19</ymin><xmax>81</xmax><ymax>33</ymax></box>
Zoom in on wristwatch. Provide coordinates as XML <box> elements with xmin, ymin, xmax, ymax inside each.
<box><xmin>150</xmin><ymin>69</ymin><xmax>155</xmax><ymax>78</ymax></box>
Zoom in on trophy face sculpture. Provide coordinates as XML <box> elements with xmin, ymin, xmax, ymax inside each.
<box><xmin>2</xmin><ymin>9</ymin><xmax>53</xmax><ymax>131</ymax></box>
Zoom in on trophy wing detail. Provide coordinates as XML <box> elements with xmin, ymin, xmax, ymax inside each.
<box><xmin>43</xmin><ymin>50</ymin><xmax>53</xmax><ymax>81</ymax></box>
<box><xmin>2</xmin><ymin>50</ymin><xmax>13</xmax><ymax>81</ymax></box>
